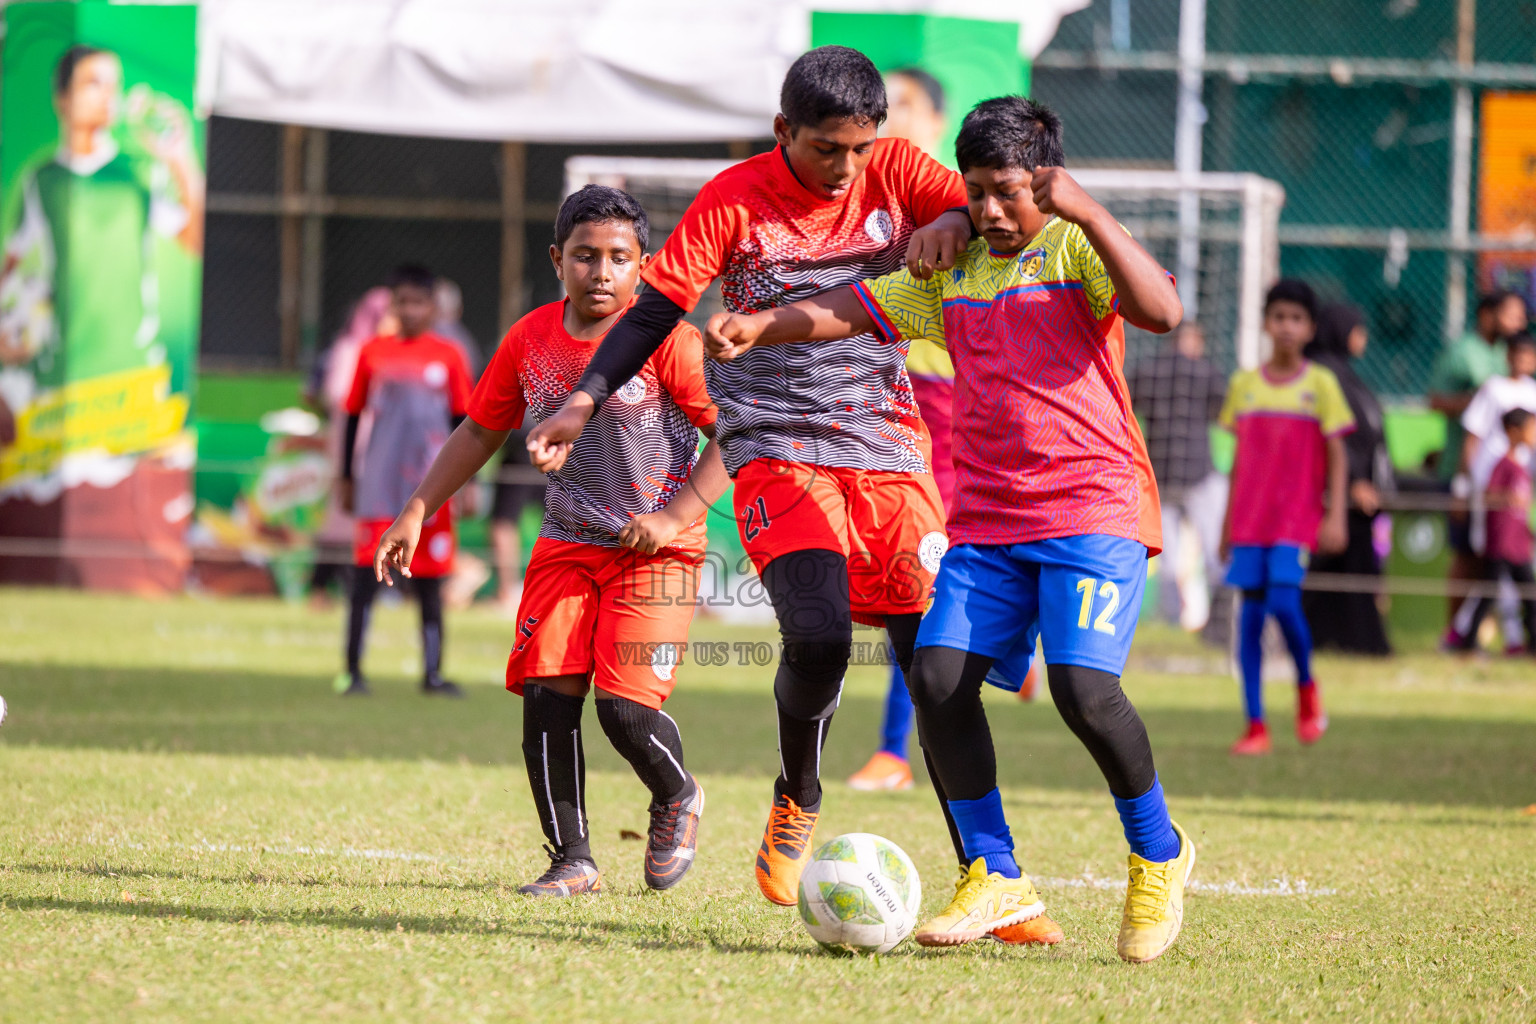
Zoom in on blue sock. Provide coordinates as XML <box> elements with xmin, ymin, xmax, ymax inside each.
<box><xmin>1239</xmin><ymin>595</ymin><xmax>1266</xmax><ymax>722</ymax></box>
<box><xmin>946</xmin><ymin>789</ymin><xmax>1020</xmax><ymax>878</ymax></box>
<box><xmin>1265</xmin><ymin>584</ymin><xmax>1313</xmax><ymax>685</ymax></box>
<box><xmin>1114</xmin><ymin>775</ymin><xmax>1181</xmax><ymax>863</ymax></box>
<box><xmin>879</xmin><ymin>658</ymin><xmax>913</xmax><ymax>758</ymax></box>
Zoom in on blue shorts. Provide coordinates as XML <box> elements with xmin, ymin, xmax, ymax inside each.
<box><xmin>1225</xmin><ymin>544</ymin><xmax>1308</xmax><ymax>590</ymax></box>
<box><xmin>917</xmin><ymin>536</ymin><xmax>1148</xmax><ymax>677</ymax></box>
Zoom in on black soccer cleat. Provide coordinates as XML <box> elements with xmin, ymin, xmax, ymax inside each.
<box><xmin>517</xmin><ymin>847</ymin><xmax>602</xmax><ymax>897</ymax></box>
<box><xmin>421</xmin><ymin>676</ymin><xmax>465</xmax><ymax>698</ymax></box>
<box><xmin>644</xmin><ymin>774</ymin><xmax>704</xmax><ymax>891</ymax></box>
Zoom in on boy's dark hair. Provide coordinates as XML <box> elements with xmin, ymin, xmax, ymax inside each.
<box><xmin>954</xmin><ymin>96</ymin><xmax>1064</xmax><ymax>173</ymax></box>
<box><xmin>780</xmin><ymin>46</ymin><xmax>887</xmax><ymax>129</ymax></box>
<box><xmin>387</xmin><ymin>264</ymin><xmax>437</xmax><ymax>293</ymax></box>
<box><xmin>1476</xmin><ymin>289</ymin><xmax>1519</xmax><ymax>317</ymax></box>
<box><xmin>1502</xmin><ymin>407</ymin><xmax>1533</xmax><ymax>432</ymax></box>
<box><xmin>1264</xmin><ymin>278</ymin><xmax>1318</xmax><ymax>321</ymax></box>
<box><xmin>889</xmin><ymin>66</ymin><xmax>945</xmax><ymax>114</ymax></box>
<box><xmin>1506</xmin><ymin>331</ymin><xmax>1536</xmax><ymax>353</ymax></box>
<box><xmin>55</xmin><ymin>45</ymin><xmax>106</xmax><ymax>97</ymax></box>
<box><xmin>554</xmin><ymin>185</ymin><xmax>649</xmax><ymax>252</ymax></box>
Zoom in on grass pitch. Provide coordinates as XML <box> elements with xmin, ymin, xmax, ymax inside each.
<box><xmin>1</xmin><ymin>586</ymin><xmax>1534</xmax><ymax>1022</ymax></box>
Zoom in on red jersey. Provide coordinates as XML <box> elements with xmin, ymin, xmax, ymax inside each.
<box><xmin>642</xmin><ymin>137</ymin><xmax>965</xmax><ymax>476</ymax></box>
<box><xmin>1485</xmin><ymin>453</ymin><xmax>1533</xmax><ymax>564</ymax></box>
<box><xmin>344</xmin><ymin>331</ymin><xmax>472</xmax><ymax>521</ymax></box>
<box><xmin>469</xmin><ymin>299</ymin><xmax>717</xmax><ymax>549</ymax></box>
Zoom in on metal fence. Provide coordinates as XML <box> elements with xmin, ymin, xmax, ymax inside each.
<box><xmin>1034</xmin><ymin>0</ymin><xmax>1536</xmax><ymax>399</ymax></box>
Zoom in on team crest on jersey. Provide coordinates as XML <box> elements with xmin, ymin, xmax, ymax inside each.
<box><xmin>423</xmin><ymin>361</ymin><xmax>448</xmax><ymax>387</ymax></box>
<box><xmin>616</xmin><ymin>378</ymin><xmax>647</xmax><ymax>405</ymax></box>
<box><xmin>1017</xmin><ymin>248</ymin><xmax>1046</xmax><ymax>281</ymax></box>
<box><xmin>918</xmin><ymin>531</ymin><xmax>948</xmax><ymax>573</ymax></box>
<box><xmin>651</xmin><ymin>642</ymin><xmax>680</xmax><ymax>682</ymax></box>
<box><xmin>864</xmin><ymin>209</ymin><xmax>894</xmax><ymax>244</ymax></box>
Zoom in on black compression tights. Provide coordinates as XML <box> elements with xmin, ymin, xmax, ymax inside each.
<box><xmin>909</xmin><ymin>646</ymin><xmax>1158</xmax><ymax>803</ymax></box>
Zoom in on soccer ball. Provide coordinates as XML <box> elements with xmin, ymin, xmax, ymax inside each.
<box><xmin>796</xmin><ymin>832</ymin><xmax>921</xmax><ymax>955</ymax></box>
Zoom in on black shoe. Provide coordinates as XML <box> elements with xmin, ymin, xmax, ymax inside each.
<box><xmin>422</xmin><ymin>676</ymin><xmax>464</xmax><ymax>698</ymax></box>
<box><xmin>645</xmin><ymin>774</ymin><xmax>704</xmax><ymax>891</ymax></box>
<box><xmin>337</xmin><ymin>674</ymin><xmax>371</xmax><ymax>697</ymax></box>
<box><xmin>517</xmin><ymin>846</ymin><xmax>602</xmax><ymax>897</ymax></box>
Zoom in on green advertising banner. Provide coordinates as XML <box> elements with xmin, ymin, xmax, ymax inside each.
<box><xmin>0</xmin><ymin>1</ymin><xmax>204</xmax><ymax>590</ymax></box>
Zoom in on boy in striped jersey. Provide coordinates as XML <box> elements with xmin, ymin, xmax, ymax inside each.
<box><xmin>704</xmin><ymin>97</ymin><xmax>1195</xmax><ymax>963</ymax></box>
<box><xmin>374</xmin><ymin>186</ymin><xmax>727</xmax><ymax>896</ymax></box>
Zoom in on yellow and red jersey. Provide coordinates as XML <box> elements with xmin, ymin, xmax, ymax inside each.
<box><xmin>853</xmin><ymin>222</ymin><xmax>1163</xmax><ymax>554</ymax></box>
<box><xmin>1220</xmin><ymin>360</ymin><xmax>1354</xmax><ymax>550</ymax></box>
<box><xmin>469</xmin><ymin>298</ymin><xmax>716</xmax><ymax>551</ymax></box>
<box><xmin>641</xmin><ymin>137</ymin><xmax>965</xmax><ymax>476</ymax></box>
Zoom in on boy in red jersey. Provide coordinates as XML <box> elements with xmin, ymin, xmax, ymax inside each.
<box><xmin>1452</xmin><ymin>406</ymin><xmax>1536</xmax><ymax>649</ymax></box>
<box><xmin>337</xmin><ymin>265</ymin><xmax>473</xmax><ymax>698</ymax></box>
<box><xmin>526</xmin><ymin>46</ymin><xmax>975</xmax><ymax>907</ymax></box>
<box><xmin>1219</xmin><ymin>280</ymin><xmax>1352</xmax><ymax>755</ymax></box>
<box><xmin>705</xmin><ymin>97</ymin><xmax>1195</xmax><ymax>963</ymax></box>
<box><xmin>375</xmin><ymin>186</ymin><xmax>727</xmax><ymax>896</ymax></box>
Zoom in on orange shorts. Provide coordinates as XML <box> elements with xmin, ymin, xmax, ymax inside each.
<box><xmin>732</xmin><ymin>458</ymin><xmax>947</xmax><ymax>626</ymax></box>
<box><xmin>354</xmin><ymin>508</ymin><xmax>455</xmax><ymax>578</ymax></box>
<box><xmin>506</xmin><ymin>536</ymin><xmax>704</xmax><ymax>708</ymax></box>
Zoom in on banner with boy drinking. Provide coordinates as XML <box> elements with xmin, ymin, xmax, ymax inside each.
<box><xmin>0</xmin><ymin>2</ymin><xmax>203</xmax><ymax>591</ymax></box>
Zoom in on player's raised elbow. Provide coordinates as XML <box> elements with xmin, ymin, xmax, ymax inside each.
<box><xmin>1128</xmin><ymin>294</ymin><xmax>1183</xmax><ymax>335</ymax></box>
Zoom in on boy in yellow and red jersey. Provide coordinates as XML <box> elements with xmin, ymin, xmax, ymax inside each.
<box><xmin>375</xmin><ymin>186</ymin><xmax>728</xmax><ymax>897</ymax></box>
<box><xmin>526</xmin><ymin>46</ymin><xmax>978</xmax><ymax>909</ymax></box>
<box><xmin>1219</xmin><ymin>279</ymin><xmax>1352</xmax><ymax>756</ymax></box>
<box><xmin>705</xmin><ymin>96</ymin><xmax>1195</xmax><ymax>963</ymax></box>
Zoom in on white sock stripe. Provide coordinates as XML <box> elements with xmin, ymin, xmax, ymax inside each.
<box><xmin>572</xmin><ymin>729</ymin><xmax>585</xmax><ymax>839</ymax></box>
<box><xmin>649</xmin><ymin>733</ymin><xmax>687</xmax><ymax>784</ymax></box>
<box><xmin>776</xmin><ymin>712</ymin><xmax>787</xmax><ymax>782</ymax></box>
<box><xmin>658</xmin><ymin>708</ymin><xmax>683</xmax><ymax>743</ymax></box>
<box><xmin>541</xmin><ymin>732</ymin><xmax>561</xmax><ymax>846</ymax></box>
<box><xmin>814</xmin><ymin>718</ymin><xmax>824</xmax><ymax>779</ymax></box>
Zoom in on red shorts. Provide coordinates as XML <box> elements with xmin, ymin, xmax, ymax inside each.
<box><xmin>354</xmin><ymin>508</ymin><xmax>455</xmax><ymax>578</ymax></box>
<box><xmin>732</xmin><ymin>458</ymin><xmax>947</xmax><ymax>626</ymax></box>
<box><xmin>507</xmin><ymin>536</ymin><xmax>703</xmax><ymax>708</ymax></box>
<box><xmin>910</xmin><ymin>374</ymin><xmax>955</xmax><ymax>514</ymax></box>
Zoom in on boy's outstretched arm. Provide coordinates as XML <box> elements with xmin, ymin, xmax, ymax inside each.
<box><xmin>704</xmin><ymin>287</ymin><xmax>877</xmax><ymax>361</ymax></box>
<box><xmin>1316</xmin><ymin>435</ymin><xmax>1349</xmax><ymax>555</ymax></box>
<box><xmin>1030</xmin><ymin>167</ymin><xmax>1183</xmax><ymax>334</ymax></box>
<box><xmin>374</xmin><ymin>418</ymin><xmax>509</xmax><ymax>583</ymax></box>
<box><xmin>618</xmin><ymin>426</ymin><xmax>729</xmax><ymax>555</ymax></box>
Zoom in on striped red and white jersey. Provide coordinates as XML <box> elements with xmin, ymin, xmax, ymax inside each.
<box><xmin>641</xmin><ymin>138</ymin><xmax>965</xmax><ymax>475</ymax></box>
<box><xmin>468</xmin><ymin>298</ymin><xmax>717</xmax><ymax>550</ymax></box>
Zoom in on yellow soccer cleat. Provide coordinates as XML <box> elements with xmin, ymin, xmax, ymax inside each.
<box><xmin>1117</xmin><ymin>820</ymin><xmax>1196</xmax><ymax>963</ymax></box>
<box><xmin>914</xmin><ymin>858</ymin><xmax>1045</xmax><ymax>947</ymax></box>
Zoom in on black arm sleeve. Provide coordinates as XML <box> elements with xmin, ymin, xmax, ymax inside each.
<box><xmin>342</xmin><ymin>414</ymin><xmax>360</xmax><ymax>481</ymax></box>
<box><xmin>573</xmin><ymin>288</ymin><xmax>687</xmax><ymax>408</ymax></box>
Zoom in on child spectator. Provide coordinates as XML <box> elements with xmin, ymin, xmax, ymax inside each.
<box><xmin>1220</xmin><ymin>279</ymin><xmax>1353</xmax><ymax>756</ymax></box>
<box><xmin>1448</xmin><ymin>408</ymin><xmax>1536</xmax><ymax>651</ymax></box>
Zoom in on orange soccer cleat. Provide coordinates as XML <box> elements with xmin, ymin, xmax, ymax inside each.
<box><xmin>755</xmin><ymin>792</ymin><xmax>819</xmax><ymax>905</ymax></box>
<box><xmin>991</xmin><ymin>912</ymin><xmax>1066</xmax><ymax>946</ymax></box>
<box><xmin>1230</xmin><ymin>720</ymin><xmax>1272</xmax><ymax>756</ymax></box>
<box><xmin>847</xmin><ymin>751</ymin><xmax>915</xmax><ymax>791</ymax></box>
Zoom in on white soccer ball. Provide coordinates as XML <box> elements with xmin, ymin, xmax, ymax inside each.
<box><xmin>0</xmin><ymin>694</ymin><xmax>7</xmax><ymax>727</ymax></box>
<box><xmin>796</xmin><ymin>832</ymin><xmax>922</xmax><ymax>955</ymax></box>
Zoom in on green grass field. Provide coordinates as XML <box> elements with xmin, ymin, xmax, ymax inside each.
<box><xmin>2</xmin><ymin>587</ymin><xmax>1534</xmax><ymax>1022</ymax></box>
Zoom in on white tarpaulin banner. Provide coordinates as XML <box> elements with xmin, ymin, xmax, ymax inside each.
<box><xmin>199</xmin><ymin>0</ymin><xmax>1088</xmax><ymax>142</ymax></box>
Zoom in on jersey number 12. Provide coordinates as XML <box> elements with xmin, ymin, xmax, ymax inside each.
<box><xmin>1075</xmin><ymin>578</ymin><xmax>1120</xmax><ymax>635</ymax></box>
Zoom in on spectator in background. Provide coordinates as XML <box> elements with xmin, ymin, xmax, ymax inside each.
<box><xmin>1128</xmin><ymin>321</ymin><xmax>1227</xmax><ymax>631</ymax></box>
<box><xmin>883</xmin><ymin>67</ymin><xmax>947</xmax><ymax>159</ymax></box>
<box><xmin>1444</xmin><ymin>333</ymin><xmax>1536</xmax><ymax>652</ymax></box>
<box><xmin>1446</xmin><ymin>407</ymin><xmax>1536</xmax><ymax>654</ymax></box>
<box><xmin>488</xmin><ymin>429</ymin><xmax>544</xmax><ymax>613</ymax></box>
<box><xmin>1302</xmin><ymin>303</ymin><xmax>1393</xmax><ymax>655</ymax></box>
<box><xmin>433</xmin><ymin>278</ymin><xmax>482</xmax><ymax>377</ymax></box>
<box><xmin>1429</xmin><ymin>290</ymin><xmax>1529</xmax><ymax>621</ymax></box>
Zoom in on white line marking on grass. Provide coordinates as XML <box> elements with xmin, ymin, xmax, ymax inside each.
<box><xmin>1034</xmin><ymin>875</ymin><xmax>1337</xmax><ymax>897</ymax></box>
<box><xmin>122</xmin><ymin>840</ymin><xmax>445</xmax><ymax>863</ymax></box>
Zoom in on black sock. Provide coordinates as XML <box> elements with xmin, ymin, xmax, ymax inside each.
<box><xmin>521</xmin><ymin>685</ymin><xmax>592</xmax><ymax>864</ymax></box>
<box><xmin>921</xmin><ymin>745</ymin><xmax>968</xmax><ymax>869</ymax></box>
<box><xmin>345</xmin><ymin>566</ymin><xmax>379</xmax><ymax>677</ymax></box>
<box><xmin>595</xmin><ymin>696</ymin><xmax>691</xmax><ymax>805</ymax></box>
<box><xmin>415</xmin><ymin>577</ymin><xmax>445</xmax><ymax>681</ymax></box>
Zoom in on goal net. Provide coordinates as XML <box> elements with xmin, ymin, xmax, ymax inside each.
<box><xmin>564</xmin><ymin>156</ymin><xmax>1285</xmax><ymax>375</ymax></box>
